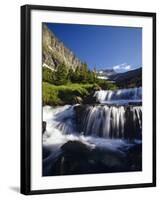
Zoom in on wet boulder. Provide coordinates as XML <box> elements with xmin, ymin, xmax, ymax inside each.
<box><xmin>42</xmin><ymin>121</ymin><xmax>47</xmax><ymax>134</ymax></box>
<box><xmin>61</xmin><ymin>140</ymin><xmax>92</xmax><ymax>157</ymax></box>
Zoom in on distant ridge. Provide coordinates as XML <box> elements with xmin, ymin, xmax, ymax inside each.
<box><xmin>110</xmin><ymin>68</ymin><xmax>142</xmax><ymax>88</ymax></box>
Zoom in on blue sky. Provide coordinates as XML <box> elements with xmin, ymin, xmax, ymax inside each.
<box><xmin>46</xmin><ymin>23</ymin><xmax>142</xmax><ymax>73</ymax></box>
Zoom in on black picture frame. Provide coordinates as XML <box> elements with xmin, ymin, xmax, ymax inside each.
<box><xmin>21</xmin><ymin>4</ymin><xmax>156</xmax><ymax>195</ymax></box>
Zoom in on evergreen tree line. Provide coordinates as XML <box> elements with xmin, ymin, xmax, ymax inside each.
<box><xmin>42</xmin><ymin>62</ymin><xmax>118</xmax><ymax>90</ymax></box>
<box><xmin>43</xmin><ymin>63</ymin><xmax>98</xmax><ymax>85</ymax></box>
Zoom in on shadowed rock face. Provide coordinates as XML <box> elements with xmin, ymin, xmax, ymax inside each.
<box><xmin>42</xmin><ymin>24</ymin><xmax>82</xmax><ymax>70</ymax></box>
<box><xmin>43</xmin><ymin>140</ymin><xmax>142</xmax><ymax>176</ymax></box>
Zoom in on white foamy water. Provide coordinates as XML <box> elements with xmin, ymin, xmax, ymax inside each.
<box><xmin>80</xmin><ymin>105</ymin><xmax>142</xmax><ymax>139</ymax></box>
<box><xmin>43</xmin><ymin>105</ymin><xmax>142</xmax><ymax>176</ymax></box>
<box><xmin>94</xmin><ymin>87</ymin><xmax>142</xmax><ymax>104</ymax></box>
<box><xmin>43</xmin><ymin>105</ymin><xmax>141</xmax><ymax>152</ymax></box>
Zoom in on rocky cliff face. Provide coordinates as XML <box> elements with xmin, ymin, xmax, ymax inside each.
<box><xmin>42</xmin><ymin>24</ymin><xmax>82</xmax><ymax>70</ymax></box>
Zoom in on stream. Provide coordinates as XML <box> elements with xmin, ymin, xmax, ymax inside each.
<box><xmin>43</xmin><ymin>87</ymin><xmax>142</xmax><ymax>176</ymax></box>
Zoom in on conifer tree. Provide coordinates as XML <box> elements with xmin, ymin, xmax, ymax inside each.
<box><xmin>55</xmin><ymin>63</ymin><xmax>68</xmax><ymax>85</ymax></box>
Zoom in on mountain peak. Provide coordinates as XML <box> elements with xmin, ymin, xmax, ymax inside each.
<box><xmin>42</xmin><ymin>24</ymin><xmax>83</xmax><ymax>70</ymax></box>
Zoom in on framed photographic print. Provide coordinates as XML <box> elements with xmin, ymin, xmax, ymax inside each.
<box><xmin>21</xmin><ymin>4</ymin><xmax>156</xmax><ymax>195</ymax></box>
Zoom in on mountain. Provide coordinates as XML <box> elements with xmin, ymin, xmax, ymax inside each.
<box><xmin>97</xmin><ymin>69</ymin><xmax>117</xmax><ymax>80</ymax></box>
<box><xmin>110</xmin><ymin>68</ymin><xmax>142</xmax><ymax>88</ymax></box>
<box><xmin>42</xmin><ymin>24</ymin><xmax>83</xmax><ymax>70</ymax></box>
<box><xmin>97</xmin><ymin>67</ymin><xmax>142</xmax><ymax>88</ymax></box>
<box><xmin>99</xmin><ymin>69</ymin><xmax>117</xmax><ymax>76</ymax></box>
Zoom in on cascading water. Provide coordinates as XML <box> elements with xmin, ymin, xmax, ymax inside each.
<box><xmin>94</xmin><ymin>87</ymin><xmax>142</xmax><ymax>104</ymax></box>
<box><xmin>76</xmin><ymin>105</ymin><xmax>142</xmax><ymax>139</ymax></box>
<box><xmin>43</xmin><ymin>87</ymin><xmax>142</xmax><ymax>141</ymax></box>
<box><xmin>43</xmin><ymin>105</ymin><xmax>78</xmax><ymax>145</ymax></box>
<box><xmin>43</xmin><ymin>87</ymin><xmax>142</xmax><ymax>176</ymax></box>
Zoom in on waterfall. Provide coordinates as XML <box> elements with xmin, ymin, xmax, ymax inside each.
<box><xmin>43</xmin><ymin>104</ymin><xmax>142</xmax><ymax>175</ymax></box>
<box><xmin>43</xmin><ymin>87</ymin><xmax>142</xmax><ymax>141</ymax></box>
<box><xmin>43</xmin><ymin>105</ymin><xmax>78</xmax><ymax>147</ymax></box>
<box><xmin>43</xmin><ymin>87</ymin><xmax>142</xmax><ymax>176</ymax></box>
<box><xmin>76</xmin><ymin>105</ymin><xmax>142</xmax><ymax>139</ymax></box>
<box><xmin>43</xmin><ymin>104</ymin><xmax>142</xmax><ymax>140</ymax></box>
<box><xmin>43</xmin><ymin>104</ymin><xmax>142</xmax><ymax>155</ymax></box>
<box><xmin>94</xmin><ymin>87</ymin><xmax>142</xmax><ymax>104</ymax></box>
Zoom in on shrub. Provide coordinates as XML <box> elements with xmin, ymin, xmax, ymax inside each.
<box><xmin>96</xmin><ymin>79</ymin><xmax>118</xmax><ymax>90</ymax></box>
<box><xmin>42</xmin><ymin>67</ymin><xmax>55</xmax><ymax>84</ymax></box>
<box><xmin>42</xmin><ymin>82</ymin><xmax>95</xmax><ymax>106</ymax></box>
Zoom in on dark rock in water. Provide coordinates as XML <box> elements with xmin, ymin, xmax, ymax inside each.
<box><xmin>83</xmin><ymin>95</ymin><xmax>97</xmax><ymax>104</ymax></box>
<box><xmin>126</xmin><ymin>143</ymin><xmax>142</xmax><ymax>171</ymax></box>
<box><xmin>74</xmin><ymin>104</ymin><xmax>89</xmax><ymax>131</ymax></box>
<box><xmin>83</xmin><ymin>84</ymin><xmax>101</xmax><ymax>104</ymax></box>
<box><xmin>91</xmin><ymin>147</ymin><xmax>126</xmax><ymax>171</ymax></box>
<box><xmin>60</xmin><ymin>140</ymin><xmax>112</xmax><ymax>175</ymax></box>
<box><xmin>128</xmin><ymin>101</ymin><xmax>142</xmax><ymax>106</ymax></box>
<box><xmin>43</xmin><ymin>146</ymin><xmax>51</xmax><ymax>159</ymax></box>
<box><xmin>43</xmin><ymin>147</ymin><xmax>63</xmax><ymax>176</ymax></box>
<box><xmin>59</xmin><ymin>141</ymin><xmax>93</xmax><ymax>175</ymax></box>
<box><xmin>43</xmin><ymin>140</ymin><xmax>142</xmax><ymax>176</ymax></box>
<box><xmin>42</xmin><ymin>121</ymin><xmax>47</xmax><ymax>134</ymax></box>
<box><xmin>61</xmin><ymin>140</ymin><xmax>92</xmax><ymax>156</ymax></box>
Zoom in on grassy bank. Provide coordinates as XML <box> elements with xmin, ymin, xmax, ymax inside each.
<box><xmin>42</xmin><ymin>82</ymin><xmax>99</xmax><ymax>106</ymax></box>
